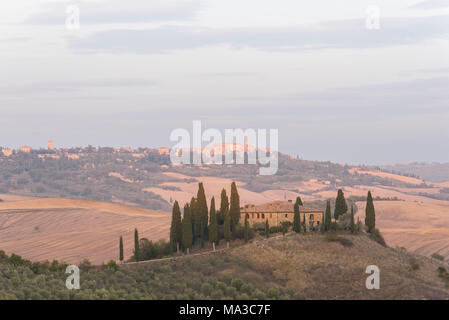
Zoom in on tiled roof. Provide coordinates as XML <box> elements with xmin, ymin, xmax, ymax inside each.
<box><xmin>241</xmin><ymin>200</ymin><xmax>323</xmax><ymax>213</ymax></box>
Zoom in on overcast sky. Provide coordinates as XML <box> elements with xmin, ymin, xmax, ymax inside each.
<box><xmin>1</xmin><ymin>0</ymin><xmax>448</xmax><ymax>164</ymax></box>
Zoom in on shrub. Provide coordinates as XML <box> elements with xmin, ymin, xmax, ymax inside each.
<box><xmin>325</xmin><ymin>233</ymin><xmax>353</xmax><ymax>247</ymax></box>
<box><xmin>232</xmin><ymin>225</ymin><xmax>255</xmax><ymax>240</ymax></box>
<box><xmin>431</xmin><ymin>253</ymin><xmax>445</xmax><ymax>261</ymax></box>
<box><xmin>106</xmin><ymin>260</ymin><xmax>118</xmax><ymax>271</ymax></box>
<box><xmin>211</xmin><ymin>289</ymin><xmax>223</xmax><ymax>300</ymax></box>
<box><xmin>252</xmin><ymin>289</ymin><xmax>266</xmax><ymax>300</ymax></box>
<box><xmin>231</xmin><ymin>278</ymin><xmax>243</xmax><ymax>291</ymax></box>
<box><xmin>201</xmin><ymin>283</ymin><xmax>213</xmax><ymax>297</ymax></box>
<box><xmin>267</xmin><ymin>287</ymin><xmax>280</xmax><ymax>299</ymax></box>
<box><xmin>237</xmin><ymin>293</ymin><xmax>250</xmax><ymax>299</ymax></box>
<box><xmin>269</xmin><ymin>226</ymin><xmax>283</xmax><ymax>234</ymax></box>
<box><xmin>370</xmin><ymin>229</ymin><xmax>387</xmax><ymax>247</ymax></box>
<box><xmin>409</xmin><ymin>258</ymin><xmax>420</xmax><ymax>271</ymax></box>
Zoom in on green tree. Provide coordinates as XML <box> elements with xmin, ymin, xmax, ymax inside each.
<box><xmin>196</xmin><ymin>182</ymin><xmax>208</xmax><ymax>246</ymax></box>
<box><xmin>334</xmin><ymin>189</ymin><xmax>348</xmax><ymax>220</ymax></box>
<box><xmin>224</xmin><ymin>207</ymin><xmax>231</xmax><ymax>249</ymax></box>
<box><xmin>295</xmin><ymin>196</ymin><xmax>303</xmax><ymax>206</ymax></box>
<box><xmin>208</xmin><ymin>197</ymin><xmax>218</xmax><ymax>251</ymax></box>
<box><xmin>244</xmin><ymin>213</ymin><xmax>249</xmax><ymax>243</ymax></box>
<box><xmin>190</xmin><ymin>197</ymin><xmax>198</xmax><ymax>241</ymax></box>
<box><xmin>293</xmin><ymin>202</ymin><xmax>301</xmax><ymax>233</ymax></box>
<box><xmin>303</xmin><ymin>213</ymin><xmax>307</xmax><ymax>232</ymax></box>
<box><xmin>119</xmin><ymin>236</ymin><xmax>124</xmax><ymax>262</ymax></box>
<box><xmin>169</xmin><ymin>200</ymin><xmax>182</xmax><ymax>253</ymax></box>
<box><xmin>350</xmin><ymin>204</ymin><xmax>355</xmax><ymax>234</ymax></box>
<box><xmin>182</xmin><ymin>204</ymin><xmax>193</xmax><ymax>254</ymax></box>
<box><xmin>265</xmin><ymin>219</ymin><xmax>270</xmax><ymax>238</ymax></box>
<box><xmin>365</xmin><ymin>191</ymin><xmax>376</xmax><ymax>233</ymax></box>
<box><xmin>229</xmin><ymin>182</ymin><xmax>241</xmax><ymax>228</ymax></box>
<box><xmin>219</xmin><ymin>188</ymin><xmax>229</xmax><ymax>226</ymax></box>
<box><xmin>134</xmin><ymin>228</ymin><xmax>139</xmax><ymax>262</ymax></box>
<box><xmin>324</xmin><ymin>200</ymin><xmax>332</xmax><ymax>232</ymax></box>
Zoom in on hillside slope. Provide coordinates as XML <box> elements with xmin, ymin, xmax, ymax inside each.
<box><xmin>1</xmin><ymin>233</ymin><xmax>448</xmax><ymax>299</ymax></box>
<box><xmin>0</xmin><ymin>198</ymin><xmax>170</xmax><ymax>264</ymax></box>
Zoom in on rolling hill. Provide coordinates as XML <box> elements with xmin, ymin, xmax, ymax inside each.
<box><xmin>0</xmin><ymin>198</ymin><xmax>170</xmax><ymax>264</ymax></box>
<box><xmin>1</xmin><ymin>232</ymin><xmax>448</xmax><ymax>299</ymax></box>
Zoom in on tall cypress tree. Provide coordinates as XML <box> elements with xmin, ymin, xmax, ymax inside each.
<box><xmin>182</xmin><ymin>204</ymin><xmax>193</xmax><ymax>254</ymax></box>
<box><xmin>334</xmin><ymin>189</ymin><xmax>348</xmax><ymax>220</ymax></box>
<box><xmin>265</xmin><ymin>219</ymin><xmax>270</xmax><ymax>238</ymax></box>
<box><xmin>303</xmin><ymin>213</ymin><xmax>307</xmax><ymax>232</ymax></box>
<box><xmin>365</xmin><ymin>191</ymin><xmax>376</xmax><ymax>233</ymax></box>
<box><xmin>350</xmin><ymin>204</ymin><xmax>355</xmax><ymax>233</ymax></box>
<box><xmin>196</xmin><ymin>182</ymin><xmax>208</xmax><ymax>245</ymax></box>
<box><xmin>293</xmin><ymin>202</ymin><xmax>301</xmax><ymax>233</ymax></box>
<box><xmin>208</xmin><ymin>197</ymin><xmax>218</xmax><ymax>251</ymax></box>
<box><xmin>134</xmin><ymin>228</ymin><xmax>139</xmax><ymax>262</ymax></box>
<box><xmin>219</xmin><ymin>188</ymin><xmax>229</xmax><ymax>226</ymax></box>
<box><xmin>229</xmin><ymin>182</ymin><xmax>241</xmax><ymax>228</ymax></box>
<box><xmin>295</xmin><ymin>196</ymin><xmax>303</xmax><ymax>206</ymax></box>
<box><xmin>244</xmin><ymin>213</ymin><xmax>249</xmax><ymax>243</ymax></box>
<box><xmin>324</xmin><ymin>201</ymin><xmax>332</xmax><ymax>232</ymax></box>
<box><xmin>190</xmin><ymin>197</ymin><xmax>199</xmax><ymax>241</ymax></box>
<box><xmin>170</xmin><ymin>200</ymin><xmax>182</xmax><ymax>253</ymax></box>
<box><xmin>119</xmin><ymin>236</ymin><xmax>124</xmax><ymax>262</ymax></box>
<box><xmin>223</xmin><ymin>207</ymin><xmax>231</xmax><ymax>249</ymax></box>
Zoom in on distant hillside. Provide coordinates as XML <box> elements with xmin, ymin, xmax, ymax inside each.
<box><xmin>2</xmin><ymin>147</ymin><xmax>447</xmax><ymax>211</ymax></box>
<box><xmin>1</xmin><ymin>233</ymin><xmax>448</xmax><ymax>299</ymax></box>
<box><xmin>381</xmin><ymin>162</ymin><xmax>449</xmax><ymax>183</ymax></box>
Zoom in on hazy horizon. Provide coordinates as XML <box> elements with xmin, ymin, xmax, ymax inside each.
<box><xmin>1</xmin><ymin>0</ymin><xmax>449</xmax><ymax>165</ymax></box>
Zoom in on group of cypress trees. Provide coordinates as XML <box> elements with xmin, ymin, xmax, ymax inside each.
<box><xmin>121</xmin><ymin>188</ymin><xmax>377</xmax><ymax>261</ymax></box>
<box><xmin>169</xmin><ymin>181</ymin><xmax>241</xmax><ymax>254</ymax></box>
<box><xmin>321</xmin><ymin>189</ymin><xmax>376</xmax><ymax>233</ymax></box>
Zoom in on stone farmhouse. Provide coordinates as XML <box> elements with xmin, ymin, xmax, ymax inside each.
<box><xmin>240</xmin><ymin>200</ymin><xmax>324</xmax><ymax>230</ymax></box>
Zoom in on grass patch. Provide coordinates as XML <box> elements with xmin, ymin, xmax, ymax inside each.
<box><xmin>325</xmin><ymin>233</ymin><xmax>353</xmax><ymax>247</ymax></box>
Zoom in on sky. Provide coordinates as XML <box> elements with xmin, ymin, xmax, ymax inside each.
<box><xmin>0</xmin><ymin>0</ymin><xmax>448</xmax><ymax>165</ymax></box>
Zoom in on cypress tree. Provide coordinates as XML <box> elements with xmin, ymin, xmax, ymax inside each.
<box><xmin>295</xmin><ymin>196</ymin><xmax>303</xmax><ymax>206</ymax></box>
<box><xmin>196</xmin><ymin>182</ymin><xmax>208</xmax><ymax>245</ymax></box>
<box><xmin>134</xmin><ymin>228</ymin><xmax>139</xmax><ymax>262</ymax></box>
<box><xmin>334</xmin><ymin>189</ymin><xmax>348</xmax><ymax>220</ymax></box>
<box><xmin>219</xmin><ymin>188</ymin><xmax>229</xmax><ymax>226</ymax></box>
<box><xmin>209</xmin><ymin>197</ymin><xmax>218</xmax><ymax>251</ymax></box>
<box><xmin>229</xmin><ymin>182</ymin><xmax>241</xmax><ymax>228</ymax></box>
<box><xmin>169</xmin><ymin>200</ymin><xmax>182</xmax><ymax>253</ymax></box>
<box><xmin>182</xmin><ymin>204</ymin><xmax>193</xmax><ymax>254</ymax></box>
<box><xmin>293</xmin><ymin>202</ymin><xmax>301</xmax><ymax>233</ymax></box>
<box><xmin>365</xmin><ymin>191</ymin><xmax>376</xmax><ymax>233</ymax></box>
<box><xmin>265</xmin><ymin>219</ymin><xmax>270</xmax><ymax>238</ymax></box>
<box><xmin>119</xmin><ymin>236</ymin><xmax>124</xmax><ymax>262</ymax></box>
<box><xmin>224</xmin><ymin>207</ymin><xmax>231</xmax><ymax>249</ymax></box>
<box><xmin>190</xmin><ymin>197</ymin><xmax>199</xmax><ymax>241</ymax></box>
<box><xmin>282</xmin><ymin>222</ymin><xmax>287</xmax><ymax>236</ymax></box>
<box><xmin>350</xmin><ymin>204</ymin><xmax>355</xmax><ymax>234</ymax></box>
<box><xmin>324</xmin><ymin>201</ymin><xmax>332</xmax><ymax>232</ymax></box>
<box><xmin>244</xmin><ymin>213</ymin><xmax>249</xmax><ymax>243</ymax></box>
<box><xmin>303</xmin><ymin>213</ymin><xmax>307</xmax><ymax>232</ymax></box>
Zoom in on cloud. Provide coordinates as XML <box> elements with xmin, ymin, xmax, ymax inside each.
<box><xmin>0</xmin><ymin>37</ymin><xmax>29</xmax><ymax>43</ymax></box>
<box><xmin>68</xmin><ymin>15</ymin><xmax>449</xmax><ymax>54</ymax></box>
<box><xmin>409</xmin><ymin>0</ymin><xmax>449</xmax><ymax>9</ymax></box>
<box><xmin>25</xmin><ymin>0</ymin><xmax>203</xmax><ymax>24</ymax></box>
<box><xmin>0</xmin><ymin>79</ymin><xmax>156</xmax><ymax>95</ymax></box>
